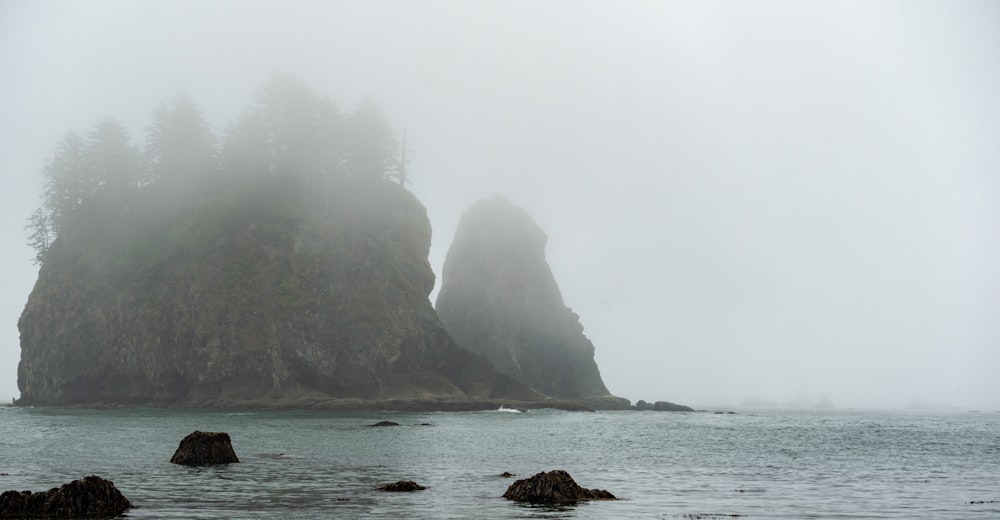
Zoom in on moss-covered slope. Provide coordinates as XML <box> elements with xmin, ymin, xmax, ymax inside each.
<box><xmin>17</xmin><ymin>177</ymin><xmax>550</xmax><ymax>409</ymax></box>
<box><xmin>435</xmin><ymin>198</ymin><xmax>629</xmax><ymax>409</ymax></box>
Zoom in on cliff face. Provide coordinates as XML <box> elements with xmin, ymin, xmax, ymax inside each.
<box><xmin>17</xmin><ymin>178</ymin><xmax>544</xmax><ymax>408</ymax></box>
<box><xmin>435</xmin><ymin>198</ymin><xmax>627</xmax><ymax>409</ymax></box>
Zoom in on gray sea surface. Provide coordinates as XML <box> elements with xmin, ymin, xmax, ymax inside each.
<box><xmin>0</xmin><ymin>406</ymin><xmax>997</xmax><ymax>519</ymax></box>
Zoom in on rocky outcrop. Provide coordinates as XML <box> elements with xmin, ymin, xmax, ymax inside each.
<box><xmin>501</xmin><ymin>470</ymin><xmax>616</xmax><ymax>502</ymax></box>
<box><xmin>652</xmin><ymin>400</ymin><xmax>695</xmax><ymax>412</ymax></box>
<box><xmin>0</xmin><ymin>475</ymin><xmax>132</xmax><ymax>518</ymax></box>
<box><xmin>17</xmin><ymin>177</ymin><xmax>545</xmax><ymax>409</ymax></box>
<box><xmin>632</xmin><ymin>399</ymin><xmax>695</xmax><ymax>411</ymax></box>
<box><xmin>170</xmin><ymin>431</ymin><xmax>240</xmax><ymax>465</ymax></box>
<box><xmin>378</xmin><ymin>481</ymin><xmax>426</xmax><ymax>492</ymax></box>
<box><xmin>435</xmin><ymin>198</ymin><xmax>627</xmax><ymax>408</ymax></box>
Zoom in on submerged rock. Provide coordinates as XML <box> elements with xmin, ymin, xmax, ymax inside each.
<box><xmin>170</xmin><ymin>431</ymin><xmax>239</xmax><ymax>465</ymax></box>
<box><xmin>501</xmin><ymin>470</ymin><xmax>616</xmax><ymax>502</ymax></box>
<box><xmin>378</xmin><ymin>481</ymin><xmax>426</xmax><ymax>492</ymax></box>
<box><xmin>369</xmin><ymin>421</ymin><xmax>401</xmax><ymax>427</ymax></box>
<box><xmin>0</xmin><ymin>475</ymin><xmax>132</xmax><ymax>518</ymax></box>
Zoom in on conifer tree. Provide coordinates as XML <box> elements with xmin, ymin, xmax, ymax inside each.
<box><xmin>25</xmin><ymin>207</ymin><xmax>53</xmax><ymax>265</ymax></box>
<box><xmin>86</xmin><ymin>117</ymin><xmax>140</xmax><ymax>192</ymax></box>
<box><xmin>41</xmin><ymin>131</ymin><xmax>88</xmax><ymax>234</ymax></box>
<box><xmin>145</xmin><ymin>93</ymin><xmax>217</xmax><ymax>185</ymax></box>
<box><xmin>221</xmin><ymin>108</ymin><xmax>271</xmax><ymax>178</ymax></box>
<box><xmin>345</xmin><ymin>99</ymin><xmax>397</xmax><ymax>180</ymax></box>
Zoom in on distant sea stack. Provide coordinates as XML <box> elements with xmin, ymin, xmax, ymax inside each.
<box><xmin>435</xmin><ymin>198</ymin><xmax>628</xmax><ymax>409</ymax></box>
<box><xmin>16</xmin><ymin>177</ymin><xmax>548</xmax><ymax>409</ymax></box>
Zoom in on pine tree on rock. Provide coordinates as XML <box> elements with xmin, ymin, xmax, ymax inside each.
<box><xmin>86</xmin><ymin>117</ymin><xmax>140</xmax><ymax>194</ymax></box>
<box><xmin>145</xmin><ymin>93</ymin><xmax>217</xmax><ymax>186</ymax></box>
<box><xmin>345</xmin><ymin>99</ymin><xmax>397</xmax><ymax>180</ymax></box>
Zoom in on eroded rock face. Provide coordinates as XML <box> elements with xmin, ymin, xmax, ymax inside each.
<box><xmin>16</xmin><ymin>178</ymin><xmax>539</xmax><ymax>408</ymax></box>
<box><xmin>170</xmin><ymin>431</ymin><xmax>240</xmax><ymax>465</ymax></box>
<box><xmin>436</xmin><ymin>198</ymin><xmax>627</xmax><ymax>407</ymax></box>
<box><xmin>501</xmin><ymin>470</ymin><xmax>616</xmax><ymax>502</ymax></box>
<box><xmin>0</xmin><ymin>475</ymin><xmax>132</xmax><ymax>518</ymax></box>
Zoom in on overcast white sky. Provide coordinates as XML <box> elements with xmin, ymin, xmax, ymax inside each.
<box><xmin>1</xmin><ymin>0</ymin><xmax>998</xmax><ymax>410</ymax></box>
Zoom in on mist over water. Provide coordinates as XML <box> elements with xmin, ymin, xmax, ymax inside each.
<box><xmin>2</xmin><ymin>1</ymin><xmax>999</xmax><ymax>410</ymax></box>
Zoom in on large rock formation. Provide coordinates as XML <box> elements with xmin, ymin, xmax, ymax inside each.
<box><xmin>435</xmin><ymin>198</ymin><xmax>627</xmax><ymax>408</ymax></box>
<box><xmin>16</xmin><ymin>177</ymin><xmax>548</xmax><ymax>409</ymax></box>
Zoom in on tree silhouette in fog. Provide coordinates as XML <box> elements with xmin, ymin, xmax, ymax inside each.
<box><xmin>345</xmin><ymin>97</ymin><xmax>397</xmax><ymax>180</ymax></box>
<box><xmin>145</xmin><ymin>93</ymin><xmax>217</xmax><ymax>186</ymax></box>
<box><xmin>86</xmin><ymin>117</ymin><xmax>140</xmax><ymax>195</ymax></box>
<box><xmin>26</xmin><ymin>75</ymin><xmax>402</xmax><ymax>265</ymax></box>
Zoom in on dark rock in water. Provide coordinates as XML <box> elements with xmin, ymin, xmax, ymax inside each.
<box><xmin>369</xmin><ymin>421</ymin><xmax>401</xmax><ymax>427</ymax></box>
<box><xmin>436</xmin><ymin>198</ymin><xmax>628</xmax><ymax>408</ymax></box>
<box><xmin>502</xmin><ymin>470</ymin><xmax>616</xmax><ymax>502</ymax></box>
<box><xmin>631</xmin><ymin>399</ymin><xmax>694</xmax><ymax>411</ymax></box>
<box><xmin>378</xmin><ymin>480</ymin><xmax>426</xmax><ymax>492</ymax></box>
<box><xmin>499</xmin><ymin>471</ymin><xmax>516</xmax><ymax>478</ymax></box>
<box><xmin>170</xmin><ymin>431</ymin><xmax>239</xmax><ymax>465</ymax></box>
<box><xmin>653</xmin><ymin>400</ymin><xmax>695</xmax><ymax>412</ymax></box>
<box><xmin>0</xmin><ymin>475</ymin><xmax>132</xmax><ymax>518</ymax></box>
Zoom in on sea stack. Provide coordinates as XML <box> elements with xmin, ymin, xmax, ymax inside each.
<box><xmin>16</xmin><ymin>177</ymin><xmax>541</xmax><ymax>409</ymax></box>
<box><xmin>435</xmin><ymin>197</ymin><xmax>628</xmax><ymax>409</ymax></box>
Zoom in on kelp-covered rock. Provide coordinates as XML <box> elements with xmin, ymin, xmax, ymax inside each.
<box><xmin>0</xmin><ymin>475</ymin><xmax>132</xmax><ymax>518</ymax></box>
<box><xmin>502</xmin><ymin>470</ymin><xmax>616</xmax><ymax>502</ymax></box>
<box><xmin>16</xmin><ymin>177</ymin><xmax>541</xmax><ymax>408</ymax></box>
<box><xmin>170</xmin><ymin>431</ymin><xmax>240</xmax><ymax>465</ymax></box>
<box><xmin>436</xmin><ymin>198</ymin><xmax>627</xmax><ymax>408</ymax></box>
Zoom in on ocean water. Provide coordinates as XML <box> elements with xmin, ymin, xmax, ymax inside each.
<box><xmin>0</xmin><ymin>406</ymin><xmax>997</xmax><ymax>519</ymax></box>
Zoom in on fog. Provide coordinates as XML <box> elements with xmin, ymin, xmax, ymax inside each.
<box><xmin>2</xmin><ymin>0</ymin><xmax>998</xmax><ymax>410</ymax></box>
